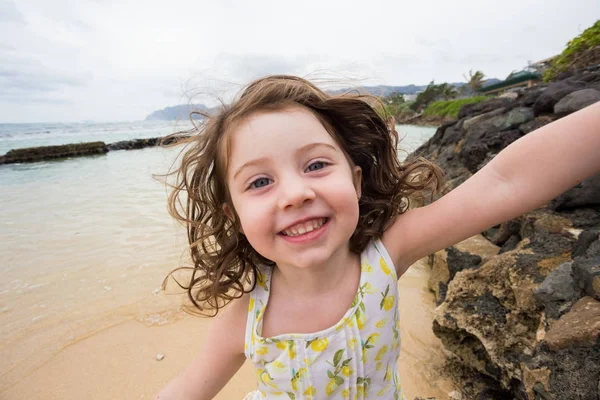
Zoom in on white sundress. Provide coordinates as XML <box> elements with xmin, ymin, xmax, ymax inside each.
<box><xmin>243</xmin><ymin>238</ymin><xmax>406</xmax><ymax>400</ymax></box>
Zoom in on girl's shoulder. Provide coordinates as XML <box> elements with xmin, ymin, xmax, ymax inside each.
<box><xmin>364</xmin><ymin>237</ymin><xmax>398</xmax><ymax>281</ymax></box>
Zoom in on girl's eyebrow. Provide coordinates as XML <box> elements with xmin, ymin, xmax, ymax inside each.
<box><xmin>233</xmin><ymin>156</ymin><xmax>269</xmax><ymax>179</ymax></box>
<box><xmin>232</xmin><ymin>142</ymin><xmax>337</xmax><ymax>179</ymax></box>
<box><xmin>298</xmin><ymin>142</ymin><xmax>338</xmax><ymax>155</ymax></box>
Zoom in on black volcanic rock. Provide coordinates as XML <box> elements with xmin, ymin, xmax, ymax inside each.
<box><xmin>410</xmin><ymin>69</ymin><xmax>600</xmax><ymax>400</ymax></box>
<box><xmin>0</xmin><ymin>142</ymin><xmax>107</xmax><ymax>164</ymax></box>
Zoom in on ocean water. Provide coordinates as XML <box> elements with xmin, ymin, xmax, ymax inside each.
<box><xmin>0</xmin><ymin>121</ymin><xmax>437</xmax><ymax>394</ymax></box>
<box><xmin>0</xmin><ymin>120</ymin><xmax>193</xmax><ymax>155</ymax></box>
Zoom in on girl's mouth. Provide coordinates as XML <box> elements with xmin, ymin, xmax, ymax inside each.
<box><xmin>279</xmin><ymin>217</ymin><xmax>329</xmax><ymax>242</ymax></box>
<box><xmin>280</xmin><ymin>217</ymin><xmax>327</xmax><ymax>236</ymax></box>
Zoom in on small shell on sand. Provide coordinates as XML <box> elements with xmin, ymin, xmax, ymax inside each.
<box><xmin>156</xmin><ymin>353</ymin><xmax>165</xmax><ymax>361</ymax></box>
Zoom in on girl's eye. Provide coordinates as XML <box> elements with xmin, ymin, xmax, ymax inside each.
<box><xmin>250</xmin><ymin>177</ymin><xmax>272</xmax><ymax>189</ymax></box>
<box><xmin>306</xmin><ymin>161</ymin><xmax>326</xmax><ymax>172</ymax></box>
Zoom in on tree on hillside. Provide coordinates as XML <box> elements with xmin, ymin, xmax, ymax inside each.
<box><xmin>383</xmin><ymin>92</ymin><xmax>408</xmax><ymax>118</ymax></box>
<box><xmin>411</xmin><ymin>81</ymin><xmax>444</xmax><ymax>112</ymax></box>
<box><xmin>384</xmin><ymin>92</ymin><xmax>405</xmax><ymax>105</ymax></box>
<box><xmin>439</xmin><ymin>83</ymin><xmax>458</xmax><ymax>100</ymax></box>
<box><xmin>464</xmin><ymin>70</ymin><xmax>486</xmax><ymax>92</ymax></box>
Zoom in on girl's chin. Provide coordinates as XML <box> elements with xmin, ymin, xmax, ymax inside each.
<box><xmin>273</xmin><ymin>248</ymin><xmax>341</xmax><ymax>270</ymax></box>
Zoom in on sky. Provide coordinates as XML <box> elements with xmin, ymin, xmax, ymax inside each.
<box><xmin>0</xmin><ymin>0</ymin><xmax>598</xmax><ymax>123</ymax></box>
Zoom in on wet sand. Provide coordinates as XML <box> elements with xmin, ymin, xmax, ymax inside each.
<box><xmin>2</xmin><ymin>258</ymin><xmax>455</xmax><ymax>400</ymax></box>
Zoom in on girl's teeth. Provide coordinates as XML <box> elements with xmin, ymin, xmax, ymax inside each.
<box><xmin>283</xmin><ymin>218</ymin><xmax>325</xmax><ymax>236</ymax></box>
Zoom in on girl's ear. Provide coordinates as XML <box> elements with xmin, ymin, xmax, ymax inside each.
<box><xmin>223</xmin><ymin>203</ymin><xmax>244</xmax><ymax>234</ymax></box>
<box><xmin>353</xmin><ymin>166</ymin><xmax>362</xmax><ymax>200</ymax></box>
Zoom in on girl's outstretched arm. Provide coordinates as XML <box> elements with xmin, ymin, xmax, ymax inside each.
<box><xmin>154</xmin><ymin>294</ymin><xmax>249</xmax><ymax>400</ymax></box>
<box><xmin>384</xmin><ymin>101</ymin><xmax>600</xmax><ymax>278</ymax></box>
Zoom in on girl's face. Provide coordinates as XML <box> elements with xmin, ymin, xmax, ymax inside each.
<box><xmin>225</xmin><ymin>106</ymin><xmax>362</xmax><ymax>270</ymax></box>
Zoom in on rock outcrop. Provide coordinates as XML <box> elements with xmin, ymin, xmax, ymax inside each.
<box><xmin>0</xmin><ymin>135</ymin><xmax>191</xmax><ymax>165</ymax></box>
<box><xmin>0</xmin><ymin>142</ymin><xmax>107</xmax><ymax>164</ymax></box>
<box><xmin>410</xmin><ymin>70</ymin><xmax>600</xmax><ymax>399</ymax></box>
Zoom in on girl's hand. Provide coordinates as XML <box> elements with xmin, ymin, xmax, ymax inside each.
<box><xmin>383</xmin><ymin>101</ymin><xmax>600</xmax><ymax>278</ymax></box>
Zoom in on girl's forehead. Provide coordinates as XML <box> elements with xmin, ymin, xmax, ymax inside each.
<box><xmin>229</xmin><ymin>107</ymin><xmax>341</xmax><ymax>155</ymax></box>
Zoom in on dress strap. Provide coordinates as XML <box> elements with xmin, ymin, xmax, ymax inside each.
<box><xmin>244</xmin><ymin>267</ymin><xmax>271</xmax><ymax>359</ymax></box>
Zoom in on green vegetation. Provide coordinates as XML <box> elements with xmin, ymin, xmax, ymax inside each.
<box><xmin>544</xmin><ymin>20</ymin><xmax>600</xmax><ymax>82</ymax></box>
<box><xmin>411</xmin><ymin>81</ymin><xmax>459</xmax><ymax>112</ymax></box>
<box><xmin>423</xmin><ymin>96</ymin><xmax>489</xmax><ymax>119</ymax></box>
<box><xmin>378</xmin><ymin>69</ymin><xmax>488</xmax><ymax>122</ymax></box>
<box><xmin>383</xmin><ymin>92</ymin><xmax>406</xmax><ymax>116</ymax></box>
<box><xmin>464</xmin><ymin>70</ymin><xmax>486</xmax><ymax>92</ymax></box>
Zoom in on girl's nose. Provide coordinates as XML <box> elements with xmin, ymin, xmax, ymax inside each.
<box><xmin>277</xmin><ymin>176</ymin><xmax>316</xmax><ymax>209</ymax></box>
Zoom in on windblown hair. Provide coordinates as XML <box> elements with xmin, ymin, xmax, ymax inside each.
<box><xmin>162</xmin><ymin>75</ymin><xmax>443</xmax><ymax>316</ymax></box>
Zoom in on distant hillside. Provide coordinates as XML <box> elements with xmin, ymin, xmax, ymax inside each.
<box><xmin>147</xmin><ymin>80</ymin><xmax>501</xmax><ymax>120</ymax></box>
<box><xmin>481</xmin><ymin>78</ymin><xmax>502</xmax><ymax>88</ymax></box>
<box><xmin>145</xmin><ymin>104</ymin><xmax>212</xmax><ymax>121</ymax></box>
<box><xmin>329</xmin><ymin>83</ymin><xmax>466</xmax><ymax>96</ymax></box>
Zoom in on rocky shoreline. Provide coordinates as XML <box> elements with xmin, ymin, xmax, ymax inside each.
<box><xmin>0</xmin><ymin>134</ymin><xmax>190</xmax><ymax>165</ymax></box>
<box><xmin>409</xmin><ymin>70</ymin><xmax>600</xmax><ymax>399</ymax></box>
<box><xmin>398</xmin><ymin>114</ymin><xmax>453</xmax><ymax>127</ymax></box>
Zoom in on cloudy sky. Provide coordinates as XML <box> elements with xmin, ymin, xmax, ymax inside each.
<box><xmin>1</xmin><ymin>0</ymin><xmax>598</xmax><ymax>123</ymax></box>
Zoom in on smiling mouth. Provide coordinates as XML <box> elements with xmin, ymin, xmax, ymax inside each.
<box><xmin>280</xmin><ymin>218</ymin><xmax>328</xmax><ymax>237</ymax></box>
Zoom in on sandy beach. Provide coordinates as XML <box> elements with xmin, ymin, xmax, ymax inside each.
<box><xmin>0</xmin><ymin>127</ymin><xmax>448</xmax><ymax>399</ymax></box>
<box><xmin>1</xmin><ymin>258</ymin><xmax>455</xmax><ymax>400</ymax></box>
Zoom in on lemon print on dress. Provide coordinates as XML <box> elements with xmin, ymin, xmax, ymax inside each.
<box><xmin>287</xmin><ymin>341</ymin><xmax>296</xmax><ymax>359</ymax></box>
<box><xmin>377</xmin><ymin>383</ymin><xmax>391</xmax><ymax>397</ymax></box>
<box><xmin>380</xmin><ymin>285</ymin><xmax>394</xmax><ymax>311</ymax></box>
<box><xmin>276</xmin><ymin>341</ymin><xmax>287</xmax><ymax>350</ymax></box>
<box><xmin>303</xmin><ymin>386</ymin><xmax>317</xmax><ymax>397</ymax></box>
<box><xmin>257</xmin><ymin>368</ymin><xmax>278</xmax><ymax>388</ymax></box>
<box><xmin>356</xmin><ymin>300</ymin><xmax>367</xmax><ymax>330</ymax></box>
<box><xmin>376</xmin><ymin>317</ymin><xmax>388</xmax><ymax>328</ymax></box>
<box><xmin>384</xmin><ymin>363</ymin><xmax>393</xmax><ymax>382</ymax></box>
<box><xmin>341</xmin><ymin>365</ymin><xmax>353</xmax><ymax>377</ymax></box>
<box><xmin>290</xmin><ymin>367</ymin><xmax>307</xmax><ymax>391</ymax></box>
<box><xmin>325</xmin><ymin>349</ymin><xmax>352</xmax><ymax>396</ymax></box>
<box><xmin>308</xmin><ymin>337</ymin><xmax>329</xmax><ymax>352</ymax></box>
<box><xmin>359</xmin><ymin>281</ymin><xmax>376</xmax><ymax>295</ymax></box>
<box><xmin>356</xmin><ymin>377</ymin><xmax>371</xmax><ymax>398</ymax></box>
<box><xmin>361</xmin><ymin>333</ymin><xmax>379</xmax><ymax>362</ymax></box>
<box><xmin>256</xmin><ymin>270</ymin><xmax>268</xmax><ymax>291</ymax></box>
<box><xmin>356</xmin><ymin>309</ymin><xmax>367</xmax><ymax>330</ymax></box>
<box><xmin>256</xmin><ymin>347</ymin><xmax>269</xmax><ymax>356</ymax></box>
<box><xmin>361</xmin><ymin>261</ymin><xmax>373</xmax><ymax>272</ymax></box>
<box><xmin>325</xmin><ymin>378</ymin><xmax>342</xmax><ymax>396</ymax></box>
<box><xmin>347</xmin><ymin>337</ymin><xmax>357</xmax><ymax>350</ymax></box>
<box><xmin>375</xmin><ymin>345</ymin><xmax>388</xmax><ymax>361</ymax></box>
<box><xmin>380</xmin><ymin>257</ymin><xmax>391</xmax><ymax>275</ymax></box>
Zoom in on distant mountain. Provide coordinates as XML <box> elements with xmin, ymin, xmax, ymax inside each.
<box><xmin>147</xmin><ymin>80</ymin><xmax>500</xmax><ymax>120</ymax></box>
<box><xmin>481</xmin><ymin>78</ymin><xmax>502</xmax><ymax>88</ymax></box>
<box><xmin>328</xmin><ymin>83</ymin><xmax>467</xmax><ymax>96</ymax></box>
<box><xmin>145</xmin><ymin>104</ymin><xmax>212</xmax><ymax>121</ymax></box>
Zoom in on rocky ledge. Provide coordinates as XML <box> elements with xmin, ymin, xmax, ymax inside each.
<box><xmin>0</xmin><ymin>135</ymin><xmax>190</xmax><ymax>165</ymax></box>
<box><xmin>409</xmin><ymin>70</ymin><xmax>600</xmax><ymax>399</ymax></box>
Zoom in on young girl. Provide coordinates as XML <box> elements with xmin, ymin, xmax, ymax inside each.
<box><xmin>155</xmin><ymin>75</ymin><xmax>600</xmax><ymax>400</ymax></box>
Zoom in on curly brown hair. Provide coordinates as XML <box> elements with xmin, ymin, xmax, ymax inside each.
<box><xmin>162</xmin><ymin>75</ymin><xmax>443</xmax><ymax>316</ymax></box>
